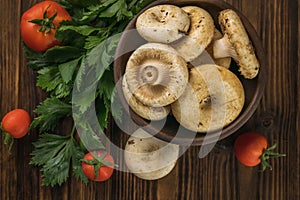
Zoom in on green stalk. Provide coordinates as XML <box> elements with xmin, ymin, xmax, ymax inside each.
<box><xmin>260</xmin><ymin>143</ymin><xmax>286</xmax><ymax>171</ymax></box>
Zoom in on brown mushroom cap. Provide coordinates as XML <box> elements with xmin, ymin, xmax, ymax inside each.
<box><xmin>171</xmin><ymin>64</ymin><xmax>245</xmax><ymax>132</ymax></box>
<box><xmin>125</xmin><ymin>43</ymin><xmax>188</xmax><ymax>107</ymax></box>
<box><xmin>122</xmin><ymin>77</ymin><xmax>170</xmax><ymax>120</ymax></box>
<box><xmin>213</xmin><ymin>9</ymin><xmax>260</xmax><ymax>79</ymax></box>
<box><xmin>136</xmin><ymin>4</ymin><xmax>190</xmax><ymax>43</ymax></box>
<box><xmin>172</xmin><ymin>6</ymin><xmax>215</xmax><ymax>62</ymax></box>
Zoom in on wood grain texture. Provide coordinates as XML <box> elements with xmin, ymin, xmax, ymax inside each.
<box><xmin>0</xmin><ymin>0</ymin><xmax>299</xmax><ymax>199</ymax></box>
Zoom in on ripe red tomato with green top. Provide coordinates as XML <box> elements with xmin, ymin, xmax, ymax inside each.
<box><xmin>20</xmin><ymin>1</ymin><xmax>72</xmax><ymax>52</ymax></box>
<box><xmin>234</xmin><ymin>132</ymin><xmax>268</xmax><ymax>166</ymax></box>
<box><xmin>82</xmin><ymin>150</ymin><xmax>115</xmax><ymax>182</ymax></box>
<box><xmin>234</xmin><ymin>132</ymin><xmax>285</xmax><ymax>171</ymax></box>
<box><xmin>1</xmin><ymin>109</ymin><xmax>31</xmax><ymax>138</ymax></box>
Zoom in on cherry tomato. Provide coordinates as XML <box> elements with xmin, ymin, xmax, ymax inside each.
<box><xmin>82</xmin><ymin>150</ymin><xmax>115</xmax><ymax>182</ymax></box>
<box><xmin>20</xmin><ymin>1</ymin><xmax>72</xmax><ymax>52</ymax></box>
<box><xmin>1</xmin><ymin>109</ymin><xmax>31</xmax><ymax>138</ymax></box>
<box><xmin>234</xmin><ymin>132</ymin><xmax>285</xmax><ymax>171</ymax></box>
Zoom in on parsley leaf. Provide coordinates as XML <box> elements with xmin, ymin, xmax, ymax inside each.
<box><xmin>44</xmin><ymin>46</ymin><xmax>83</xmax><ymax>63</ymax></box>
<box><xmin>37</xmin><ymin>66</ymin><xmax>72</xmax><ymax>98</ymax></box>
<box><xmin>30</xmin><ymin>133</ymin><xmax>88</xmax><ymax>186</ymax></box>
<box><xmin>31</xmin><ymin>98</ymin><xmax>72</xmax><ymax>132</ymax></box>
<box><xmin>58</xmin><ymin>57</ymin><xmax>81</xmax><ymax>84</ymax></box>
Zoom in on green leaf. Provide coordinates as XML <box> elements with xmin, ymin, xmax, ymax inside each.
<box><xmin>84</xmin><ymin>36</ymin><xmax>106</xmax><ymax>50</ymax></box>
<box><xmin>71</xmin><ymin>143</ymin><xmax>89</xmax><ymax>183</ymax></box>
<box><xmin>80</xmin><ymin>0</ymin><xmax>118</xmax><ymax>21</ymax></box>
<box><xmin>31</xmin><ymin>98</ymin><xmax>72</xmax><ymax>132</ymax></box>
<box><xmin>73</xmin><ymin>113</ymin><xmax>105</xmax><ymax>150</ymax></box>
<box><xmin>30</xmin><ymin>133</ymin><xmax>88</xmax><ymax>186</ymax></box>
<box><xmin>61</xmin><ymin>0</ymin><xmax>99</xmax><ymax>8</ymax></box>
<box><xmin>99</xmin><ymin>0</ymin><xmax>123</xmax><ymax>18</ymax></box>
<box><xmin>37</xmin><ymin>66</ymin><xmax>62</xmax><ymax>92</ymax></box>
<box><xmin>44</xmin><ymin>46</ymin><xmax>83</xmax><ymax>63</ymax></box>
<box><xmin>58</xmin><ymin>57</ymin><xmax>81</xmax><ymax>83</ymax></box>
<box><xmin>57</xmin><ymin>25</ymin><xmax>107</xmax><ymax>36</ymax></box>
<box><xmin>110</xmin><ymin>88</ymin><xmax>123</xmax><ymax>123</ymax></box>
<box><xmin>37</xmin><ymin>66</ymin><xmax>72</xmax><ymax>98</ymax></box>
<box><xmin>72</xmin><ymin>35</ymin><xmax>119</xmax><ymax>113</ymax></box>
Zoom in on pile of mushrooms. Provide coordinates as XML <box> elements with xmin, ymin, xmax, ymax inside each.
<box><xmin>122</xmin><ymin>5</ymin><xmax>260</xmax><ymax>134</ymax></box>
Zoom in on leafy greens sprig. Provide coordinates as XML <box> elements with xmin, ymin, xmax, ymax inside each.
<box><xmin>28</xmin><ymin>0</ymin><xmax>154</xmax><ymax>186</ymax></box>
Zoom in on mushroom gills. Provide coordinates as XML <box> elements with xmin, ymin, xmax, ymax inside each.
<box><xmin>124</xmin><ymin>128</ymin><xmax>179</xmax><ymax>180</ymax></box>
<box><xmin>125</xmin><ymin>43</ymin><xmax>188</xmax><ymax>107</ymax></box>
<box><xmin>122</xmin><ymin>77</ymin><xmax>170</xmax><ymax>121</ymax></box>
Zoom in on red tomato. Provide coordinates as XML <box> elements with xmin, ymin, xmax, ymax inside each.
<box><xmin>20</xmin><ymin>1</ymin><xmax>72</xmax><ymax>52</ymax></box>
<box><xmin>1</xmin><ymin>109</ymin><xmax>31</xmax><ymax>138</ymax></box>
<box><xmin>234</xmin><ymin>132</ymin><xmax>285</xmax><ymax>171</ymax></box>
<box><xmin>82</xmin><ymin>150</ymin><xmax>115</xmax><ymax>182</ymax></box>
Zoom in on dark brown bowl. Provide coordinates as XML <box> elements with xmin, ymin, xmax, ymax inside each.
<box><xmin>113</xmin><ymin>0</ymin><xmax>266</xmax><ymax>146</ymax></box>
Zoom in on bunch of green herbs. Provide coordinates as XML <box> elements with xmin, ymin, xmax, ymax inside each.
<box><xmin>27</xmin><ymin>0</ymin><xmax>153</xmax><ymax>186</ymax></box>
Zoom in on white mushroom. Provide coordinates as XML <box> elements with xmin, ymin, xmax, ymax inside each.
<box><xmin>122</xmin><ymin>77</ymin><xmax>170</xmax><ymax>120</ymax></box>
<box><xmin>171</xmin><ymin>64</ymin><xmax>245</xmax><ymax>132</ymax></box>
<box><xmin>172</xmin><ymin>6</ymin><xmax>215</xmax><ymax>62</ymax></box>
<box><xmin>125</xmin><ymin>43</ymin><xmax>188</xmax><ymax>107</ymax></box>
<box><xmin>124</xmin><ymin>128</ymin><xmax>179</xmax><ymax>180</ymax></box>
<box><xmin>205</xmin><ymin>28</ymin><xmax>232</xmax><ymax>68</ymax></box>
<box><xmin>136</xmin><ymin>4</ymin><xmax>190</xmax><ymax>43</ymax></box>
<box><xmin>213</xmin><ymin>9</ymin><xmax>260</xmax><ymax>79</ymax></box>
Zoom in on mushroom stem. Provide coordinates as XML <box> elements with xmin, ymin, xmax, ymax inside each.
<box><xmin>140</xmin><ymin>65</ymin><xmax>160</xmax><ymax>85</ymax></box>
<box><xmin>213</xmin><ymin>34</ymin><xmax>238</xmax><ymax>60</ymax></box>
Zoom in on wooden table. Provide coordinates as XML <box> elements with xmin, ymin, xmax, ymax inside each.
<box><xmin>1</xmin><ymin>0</ymin><xmax>299</xmax><ymax>199</ymax></box>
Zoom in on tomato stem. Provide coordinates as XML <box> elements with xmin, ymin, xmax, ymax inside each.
<box><xmin>260</xmin><ymin>143</ymin><xmax>286</xmax><ymax>172</ymax></box>
<box><xmin>3</xmin><ymin>132</ymin><xmax>14</xmax><ymax>152</ymax></box>
<box><xmin>70</xmin><ymin>124</ymin><xmax>76</xmax><ymax>138</ymax></box>
<box><xmin>28</xmin><ymin>5</ymin><xmax>57</xmax><ymax>34</ymax></box>
<box><xmin>1</xmin><ymin>123</ymin><xmax>14</xmax><ymax>152</ymax></box>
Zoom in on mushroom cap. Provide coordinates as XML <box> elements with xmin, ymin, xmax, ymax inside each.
<box><xmin>122</xmin><ymin>77</ymin><xmax>170</xmax><ymax>120</ymax></box>
<box><xmin>172</xmin><ymin>6</ymin><xmax>215</xmax><ymax>62</ymax></box>
<box><xmin>125</xmin><ymin>43</ymin><xmax>188</xmax><ymax>107</ymax></box>
<box><xmin>216</xmin><ymin>9</ymin><xmax>260</xmax><ymax>79</ymax></box>
<box><xmin>124</xmin><ymin>128</ymin><xmax>179</xmax><ymax>180</ymax></box>
<box><xmin>171</xmin><ymin>64</ymin><xmax>245</xmax><ymax>132</ymax></box>
<box><xmin>136</xmin><ymin>4</ymin><xmax>190</xmax><ymax>43</ymax></box>
<box><xmin>206</xmin><ymin>29</ymin><xmax>232</xmax><ymax>68</ymax></box>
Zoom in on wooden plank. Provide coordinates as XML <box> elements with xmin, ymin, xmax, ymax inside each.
<box><xmin>0</xmin><ymin>0</ymin><xmax>299</xmax><ymax>199</ymax></box>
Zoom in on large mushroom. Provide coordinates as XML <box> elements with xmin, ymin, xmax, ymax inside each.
<box><xmin>136</xmin><ymin>4</ymin><xmax>190</xmax><ymax>43</ymax></box>
<box><xmin>124</xmin><ymin>128</ymin><xmax>179</xmax><ymax>180</ymax></box>
<box><xmin>125</xmin><ymin>43</ymin><xmax>188</xmax><ymax>107</ymax></box>
<box><xmin>213</xmin><ymin>9</ymin><xmax>260</xmax><ymax>79</ymax></box>
<box><xmin>172</xmin><ymin>6</ymin><xmax>215</xmax><ymax>62</ymax></box>
<box><xmin>171</xmin><ymin>64</ymin><xmax>245</xmax><ymax>132</ymax></box>
<box><xmin>122</xmin><ymin>77</ymin><xmax>170</xmax><ymax>120</ymax></box>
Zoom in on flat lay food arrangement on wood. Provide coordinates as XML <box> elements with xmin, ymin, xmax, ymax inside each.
<box><xmin>0</xmin><ymin>0</ymin><xmax>299</xmax><ymax>199</ymax></box>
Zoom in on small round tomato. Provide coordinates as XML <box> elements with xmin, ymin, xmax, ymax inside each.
<box><xmin>82</xmin><ymin>150</ymin><xmax>115</xmax><ymax>182</ymax></box>
<box><xmin>20</xmin><ymin>1</ymin><xmax>72</xmax><ymax>52</ymax></box>
<box><xmin>234</xmin><ymin>132</ymin><xmax>285</xmax><ymax>171</ymax></box>
<box><xmin>1</xmin><ymin>109</ymin><xmax>31</xmax><ymax>138</ymax></box>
